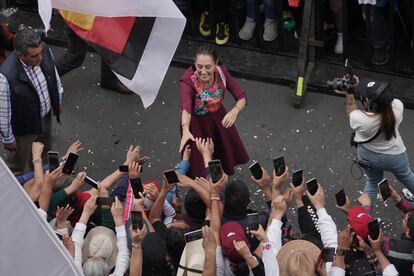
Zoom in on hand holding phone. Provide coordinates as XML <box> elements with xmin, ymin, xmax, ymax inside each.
<box><xmin>249</xmin><ymin>161</ymin><xmax>263</xmax><ymax>180</ymax></box>
<box><xmin>48</xmin><ymin>151</ymin><xmax>60</xmax><ymax>173</ymax></box>
<box><xmin>306</xmin><ymin>178</ymin><xmax>318</xmax><ymax>196</ymax></box>
<box><xmin>368</xmin><ymin>219</ymin><xmax>380</xmax><ymax>240</ymax></box>
<box><xmin>273</xmin><ymin>156</ymin><xmax>286</xmax><ymax>177</ymax></box>
<box><xmin>164</xmin><ymin>170</ymin><xmax>179</xmax><ymax>184</ymax></box>
<box><xmin>378</xmin><ymin>178</ymin><xmax>391</xmax><ymax>201</ymax></box>
<box><xmin>335</xmin><ymin>189</ymin><xmax>346</xmax><ymax>206</ymax></box>
<box><xmin>208</xmin><ymin>160</ymin><xmax>223</xmax><ymax>183</ymax></box>
<box><xmin>292</xmin><ymin>169</ymin><xmax>303</xmax><ymax>187</ymax></box>
<box><xmin>85</xmin><ymin>176</ymin><xmax>99</xmax><ymax>189</ymax></box>
<box><xmin>131</xmin><ymin>211</ymin><xmax>143</xmax><ymax>230</ymax></box>
<box><xmin>246</xmin><ymin>212</ymin><xmax>259</xmax><ymax>232</ymax></box>
<box><xmin>62</xmin><ymin>153</ymin><xmax>79</xmax><ymax>175</ymax></box>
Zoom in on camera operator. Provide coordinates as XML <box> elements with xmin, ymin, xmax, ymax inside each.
<box><xmin>336</xmin><ymin>76</ymin><xmax>414</xmax><ymax>205</ymax></box>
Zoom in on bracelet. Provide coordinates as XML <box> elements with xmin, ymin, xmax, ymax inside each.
<box><xmin>210</xmin><ymin>196</ymin><xmax>220</xmax><ymax>201</ymax></box>
<box><xmin>32</xmin><ymin>158</ymin><xmax>42</xmax><ymax>164</ymax></box>
<box><xmin>132</xmin><ymin>242</ymin><xmax>142</xmax><ymax>249</ymax></box>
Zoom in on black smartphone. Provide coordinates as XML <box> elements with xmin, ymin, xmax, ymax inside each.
<box><xmin>273</xmin><ymin>156</ymin><xmax>286</xmax><ymax>177</ymax></box>
<box><xmin>368</xmin><ymin>219</ymin><xmax>380</xmax><ymax>240</ymax></box>
<box><xmin>322</xmin><ymin>247</ymin><xmax>336</xmax><ymax>262</ymax></box>
<box><xmin>62</xmin><ymin>153</ymin><xmax>79</xmax><ymax>175</ymax></box>
<box><xmin>96</xmin><ymin>197</ymin><xmax>112</xmax><ymax>206</ymax></box>
<box><xmin>306</xmin><ymin>178</ymin><xmax>318</xmax><ymax>196</ymax></box>
<box><xmin>246</xmin><ymin>212</ymin><xmax>259</xmax><ymax>232</ymax></box>
<box><xmin>48</xmin><ymin>151</ymin><xmax>60</xmax><ymax>172</ymax></box>
<box><xmin>378</xmin><ymin>178</ymin><xmax>391</xmax><ymax>201</ymax></box>
<box><xmin>119</xmin><ymin>165</ymin><xmax>129</xmax><ymax>172</ymax></box>
<box><xmin>350</xmin><ymin>228</ymin><xmax>360</xmax><ymax>249</ymax></box>
<box><xmin>164</xmin><ymin>169</ymin><xmax>179</xmax><ymax>184</ymax></box>
<box><xmin>85</xmin><ymin>176</ymin><xmax>98</xmax><ymax>189</ymax></box>
<box><xmin>249</xmin><ymin>161</ymin><xmax>263</xmax><ymax>180</ymax></box>
<box><xmin>208</xmin><ymin>159</ymin><xmax>223</xmax><ymax>183</ymax></box>
<box><xmin>130</xmin><ymin>178</ymin><xmax>143</xmax><ymax>198</ymax></box>
<box><xmin>55</xmin><ymin>231</ymin><xmax>63</xmax><ymax>241</ymax></box>
<box><xmin>130</xmin><ymin>211</ymin><xmax>143</xmax><ymax>230</ymax></box>
<box><xmin>184</xmin><ymin>229</ymin><xmax>203</xmax><ymax>243</ymax></box>
<box><xmin>292</xmin><ymin>169</ymin><xmax>303</xmax><ymax>187</ymax></box>
<box><xmin>335</xmin><ymin>188</ymin><xmax>346</xmax><ymax>206</ymax></box>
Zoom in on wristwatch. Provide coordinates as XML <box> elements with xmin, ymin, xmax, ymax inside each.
<box><xmin>336</xmin><ymin>247</ymin><xmax>348</xmax><ymax>256</ymax></box>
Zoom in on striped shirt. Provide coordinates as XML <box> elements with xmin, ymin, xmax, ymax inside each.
<box><xmin>0</xmin><ymin>60</ymin><xmax>63</xmax><ymax>143</ymax></box>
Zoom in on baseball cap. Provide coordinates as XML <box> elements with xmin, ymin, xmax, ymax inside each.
<box><xmin>219</xmin><ymin>221</ymin><xmax>249</xmax><ymax>263</ymax></box>
<box><xmin>358</xmin><ymin>80</ymin><xmax>392</xmax><ymax>103</ymax></box>
<box><xmin>348</xmin><ymin>206</ymin><xmax>373</xmax><ymax>241</ymax></box>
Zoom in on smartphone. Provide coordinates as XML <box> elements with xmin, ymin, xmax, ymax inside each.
<box><xmin>335</xmin><ymin>188</ymin><xmax>346</xmax><ymax>206</ymax></box>
<box><xmin>208</xmin><ymin>159</ymin><xmax>223</xmax><ymax>183</ymax></box>
<box><xmin>273</xmin><ymin>156</ymin><xmax>286</xmax><ymax>177</ymax></box>
<box><xmin>378</xmin><ymin>178</ymin><xmax>391</xmax><ymax>201</ymax></box>
<box><xmin>119</xmin><ymin>165</ymin><xmax>129</xmax><ymax>172</ymax></box>
<box><xmin>249</xmin><ymin>161</ymin><xmax>263</xmax><ymax>180</ymax></box>
<box><xmin>48</xmin><ymin>151</ymin><xmax>60</xmax><ymax>172</ymax></box>
<box><xmin>292</xmin><ymin>169</ymin><xmax>303</xmax><ymax>187</ymax></box>
<box><xmin>306</xmin><ymin>178</ymin><xmax>318</xmax><ymax>196</ymax></box>
<box><xmin>130</xmin><ymin>211</ymin><xmax>143</xmax><ymax>230</ymax></box>
<box><xmin>55</xmin><ymin>231</ymin><xmax>63</xmax><ymax>241</ymax></box>
<box><xmin>62</xmin><ymin>153</ymin><xmax>79</xmax><ymax>175</ymax></box>
<box><xmin>368</xmin><ymin>219</ymin><xmax>380</xmax><ymax>240</ymax></box>
<box><xmin>85</xmin><ymin>176</ymin><xmax>98</xmax><ymax>189</ymax></box>
<box><xmin>96</xmin><ymin>197</ymin><xmax>112</xmax><ymax>206</ymax></box>
<box><xmin>350</xmin><ymin>228</ymin><xmax>360</xmax><ymax>249</ymax></box>
<box><xmin>184</xmin><ymin>229</ymin><xmax>203</xmax><ymax>243</ymax></box>
<box><xmin>322</xmin><ymin>247</ymin><xmax>336</xmax><ymax>262</ymax></box>
<box><xmin>164</xmin><ymin>169</ymin><xmax>179</xmax><ymax>184</ymax></box>
<box><xmin>130</xmin><ymin>178</ymin><xmax>143</xmax><ymax>198</ymax></box>
<box><xmin>246</xmin><ymin>212</ymin><xmax>259</xmax><ymax>232</ymax></box>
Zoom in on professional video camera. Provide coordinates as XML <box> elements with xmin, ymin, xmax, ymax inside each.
<box><xmin>326</xmin><ymin>59</ymin><xmax>356</xmax><ymax>94</ymax></box>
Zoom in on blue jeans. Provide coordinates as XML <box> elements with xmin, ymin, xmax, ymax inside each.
<box><xmin>357</xmin><ymin>145</ymin><xmax>414</xmax><ymax>205</ymax></box>
<box><xmin>246</xmin><ymin>0</ymin><xmax>277</xmax><ymax>20</ymax></box>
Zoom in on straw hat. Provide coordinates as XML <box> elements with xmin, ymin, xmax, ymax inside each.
<box><xmin>177</xmin><ymin>239</ymin><xmax>205</xmax><ymax>276</ymax></box>
<box><xmin>277</xmin><ymin>240</ymin><xmax>321</xmax><ymax>276</ymax></box>
<box><xmin>82</xmin><ymin>226</ymin><xmax>117</xmax><ymax>269</ymax></box>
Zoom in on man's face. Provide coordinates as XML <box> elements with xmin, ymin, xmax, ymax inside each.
<box><xmin>17</xmin><ymin>43</ymin><xmax>43</xmax><ymax>67</ymax></box>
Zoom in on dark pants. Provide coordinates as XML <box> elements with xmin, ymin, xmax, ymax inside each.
<box><xmin>197</xmin><ymin>0</ymin><xmax>231</xmax><ymax>23</ymax></box>
<box><xmin>362</xmin><ymin>3</ymin><xmax>388</xmax><ymax>49</ymax></box>
<box><xmin>56</xmin><ymin>26</ymin><xmax>117</xmax><ymax>86</ymax></box>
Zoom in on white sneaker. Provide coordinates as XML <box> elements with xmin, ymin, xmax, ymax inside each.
<box><xmin>239</xmin><ymin>17</ymin><xmax>256</xmax><ymax>41</ymax></box>
<box><xmin>263</xmin><ymin>19</ymin><xmax>278</xmax><ymax>42</ymax></box>
<box><xmin>335</xmin><ymin>32</ymin><xmax>343</xmax><ymax>54</ymax></box>
<box><xmin>403</xmin><ymin>188</ymin><xmax>414</xmax><ymax>202</ymax></box>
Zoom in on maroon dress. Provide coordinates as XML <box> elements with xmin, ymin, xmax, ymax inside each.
<box><xmin>180</xmin><ymin>64</ymin><xmax>249</xmax><ymax>178</ymax></box>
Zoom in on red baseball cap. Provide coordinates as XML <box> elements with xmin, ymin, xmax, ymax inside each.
<box><xmin>348</xmin><ymin>206</ymin><xmax>373</xmax><ymax>241</ymax></box>
<box><xmin>219</xmin><ymin>221</ymin><xmax>249</xmax><ymax>263</ymax></box>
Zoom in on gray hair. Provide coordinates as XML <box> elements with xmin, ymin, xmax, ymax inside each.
<box><xmin>83</xmin><ymin>258</ymin><xmax>109</xmax><ymax>276</ymax></box>
<box><xmin>13</xmin><ymin>25</ymin><xmax>42</xmax><ymax>54</ymax></box>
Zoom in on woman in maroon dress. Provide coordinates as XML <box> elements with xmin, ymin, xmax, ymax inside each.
<box><xmin>179</xmin><ymin>44</ymin><xmax>249</xmax><ymax>178</ymax></box>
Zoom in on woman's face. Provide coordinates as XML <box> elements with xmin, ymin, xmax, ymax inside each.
<box><xmin>194</xmin><ymin>54</ymin><xmax>216</xmax><ymax>83</ymax></box>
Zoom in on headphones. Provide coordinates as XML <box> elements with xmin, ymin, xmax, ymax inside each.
<box><xmin>367</xmin><ymin>82</ymin><xmax>391</xmax><ymax>112</ymax></box>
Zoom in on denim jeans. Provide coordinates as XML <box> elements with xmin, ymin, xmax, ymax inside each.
<box><xmin>357</xmin><ymin>145</ymin><xmax>414</xmax><ymax>205</ymax></box>
<box><xmin>246</xmin><ymin>0</ymin><xmax>277</xmax><ymax>20</ymax></box>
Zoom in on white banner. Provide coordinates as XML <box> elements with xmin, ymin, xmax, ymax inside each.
<box><xmin>0</xmin><ymin>158</ymin><xmax>82</xmax><ymax>275</ymax></box>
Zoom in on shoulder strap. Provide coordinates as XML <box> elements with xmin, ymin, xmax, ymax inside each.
<box><xmin>352</xmin><ymin>129</ymin><xmax>382</xmax><ymax>147</ymax></box>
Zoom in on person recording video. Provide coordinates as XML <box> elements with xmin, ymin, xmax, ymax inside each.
<box><xmin>336</xmin><ymin>76</ymin><xmax>414</xmax><ymax>205</ymax></box>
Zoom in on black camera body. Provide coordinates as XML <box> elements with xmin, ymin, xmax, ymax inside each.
<box><xmin>326</xmin><ymin>59</ymin><xmax>356</xmax><ymax>94</ymax></box>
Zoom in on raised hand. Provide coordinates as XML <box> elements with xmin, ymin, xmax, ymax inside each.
<box><xmin>32</xmin><ymin>142</ymin><xmax>44</xmax><ymax>159</ymax></box>
<box><xmin>128</xmin><ymin>161</ymin><xmax>141</xmax><ymax>180</ymax></box>
<box><xmin>179</xmin><ymin>127</ymin><xmax>195</xmax><ymax>152</ymax></box>
<box><xmin>63</xmin><ymin>140</ymin><xmax>83</xmax><ymax>160</ymax></box>
<box><xmin>111</xmin><ymin>196</ymin><xmax>124</xmax><ymax>226</ymax></box>
<box><xmin>221</xmin><ymin>109</ymin><xmax>238</xmax><ymax>128</ymax></box>
<box><xmin>56</xmin><ymin>204</ymin><xmax>74</xmax><ymax>229</ymax></box>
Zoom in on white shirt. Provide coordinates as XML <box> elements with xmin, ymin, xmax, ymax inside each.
<box><xmin>350</xmin><ymin>99</ymin><xmax>406</xmax><ymax>154</ymax></box>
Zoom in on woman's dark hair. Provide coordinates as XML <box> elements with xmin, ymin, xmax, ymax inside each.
<box><xmin>194</xmin><ymin>44</ymin><xmax>218</xmax><ymax>63</ymax></box>
<box><xmin>165</xmin><ymin>226</ymin><xmax>190</xmax><ymax>267</ymax></box>
<box><xmin>376</xmin><ymin>101</ymin><xmax>396</xmax><ymax>141</ymax></box>
<box><xmin>184</xmin><ymin>189</ymin><xmax>206</xmax><ymax>221</ymax></box>
<box><xmin>224</xmin><ymin>180</ymin><xmax>250</xmax><ymax>216</ymax></box>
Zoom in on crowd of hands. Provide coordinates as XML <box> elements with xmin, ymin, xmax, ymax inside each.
<box><xmin>20</xmin><ymin>137</ymin><xmax>409</xmax><ymax>275</ymax></box>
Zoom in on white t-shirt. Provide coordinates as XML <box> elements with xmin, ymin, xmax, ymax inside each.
<box><xmin>349</xmin><ymin>99</ymin><xmax>406</xmax><ymax>155</ymax></box>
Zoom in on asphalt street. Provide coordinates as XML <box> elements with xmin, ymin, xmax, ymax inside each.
<box><xmin>4</xmin><ymin>46</ymin><xmax>414</xmax><ymax>238</ymax></box>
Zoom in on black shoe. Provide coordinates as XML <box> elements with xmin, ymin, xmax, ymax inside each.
<box><xmin>372</xmin><ymin>47</ymin><xmax>388</xmax><ymax>66</ymax></box>
<box><xmin>101</xmin><ymin>80</ymin><xmax>134</xmax><ymax>95</ymax></box>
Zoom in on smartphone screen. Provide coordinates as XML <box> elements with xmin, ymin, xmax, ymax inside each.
<box><xmin>273</xmin><ymin>156</ymin><xmax>286</xmax><ymax>177</ymax></box>
<box><xmin>130</xmin><ymin>178</ymin><xmax>143</xmax><ymax>198</ymax></box>
<box><xmin>368</xmin><ymin>219</ymin><xmax>380</xmax><ymax>240</ymax></box>
<box><xmin>306</xmin><ymin>178</ymin><xmax>318</xmax><ymax>196</ymax></box>
<box><xmin>208</xmin><ymin>159</ymin><xmax>223</xmax><ymax>183</ymax></box>
<box><xmin>335</xmin><ymin>189</ymin><xmax>346</xmax><ymax>206</ymax></box>
<box><xmin>48</xmin><ymin>151</ymin><xmax>59</xmax><ymax>172</ymax></box>
<box><xmin>164</xmin><ymin>170</ymin><xmax>179</xmax><ymax>184</ymax></box>
<box><xmin>246</xmin><ymin>212</ymin><xmax>259</xmax><ymax>232</ymax></box>
<box><xmin>378</xmin><ymin>178</ymin><xmax>391</xmax><ymax>201</ymax></box>
<box><xmin>62</xmin><ymin>153</ymin><xmax>79</xmax><ymax>175</ymax></box>
<box><xmin>292</xmin><ymin>169</ymin><xmax>303</xmax><ymax>187</ymax></box>
<box><xmin>184</xmin><ymin>229</ymin><xmax>203</xmax><ymax>243</ymax></box>
<box><xmin>249</xmin><ymin>161</ymin><xmax>263</xmax><ymax>180</ymax></box>
<box><xmin>85</xmin><ymin>176</ymin><xmax>98</xmax><ymax>189</ymax></box>
<box><xmin>130</xmin><ymin>211</ymin><xmax>143</xmax><ymax>230</ymax></box>
<box><xmin>96</xmin><ymin>197</ymin><xmax>112</xmax><ymax>206</ymax></box>
<box><xmin>119</xmin><ymin>165</ymin><xmax>129</xmax><ymax>172</ymax></box>
<box><xmin>322</xmin><ymin>247</ymin><xmax>336</xmax><ymax>262</ymax></box>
